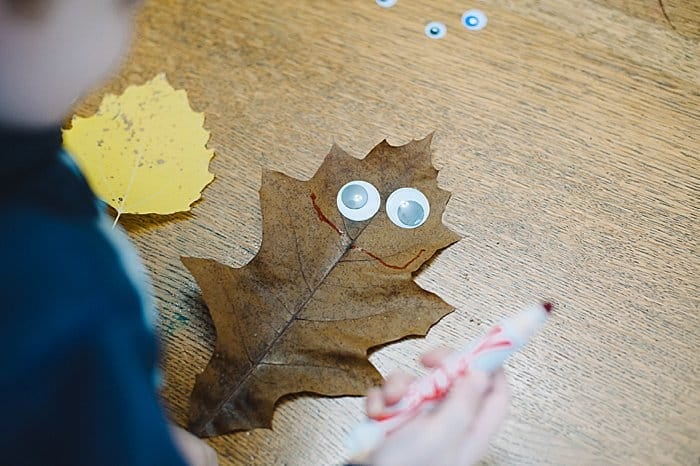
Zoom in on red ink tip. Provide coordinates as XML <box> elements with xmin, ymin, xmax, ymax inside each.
<box><xmin>543</xmin><ymin>302</ymin><xmax>553</xmax><ymax>314</ymax></box>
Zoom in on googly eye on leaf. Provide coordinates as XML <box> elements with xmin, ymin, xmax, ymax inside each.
<box><xmin>461</xmin><ymin>9</ymin><xmax>487</xmax><ymax>31</ymax></box>
<box><xmin>386</xmin><ymin>188</ymin><xmax>430</xmax><ymax>229</ymax></box>
<box><xmin>337</xmin><ymin>180</ymin><xmax>381</xmax><ymax>222</ymax></box>
<box><xmin>376</xmin><ymin>0</ymin><xmax>397</xmax><ymax>8</ymax></box>
<box><xmin>424</xmin><ymin>21</ymin><xmax>447</xmax><ymax>39</ymax></box>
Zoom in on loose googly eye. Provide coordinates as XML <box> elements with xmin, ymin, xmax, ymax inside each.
<box><xmin>376</xmin><ymin>0</ymin><xmax>397</xmax><ymax>8</ymax></box>
<box><xmin>462</xmin><ymin>9</ymin><xmax>487</xmax><ymax>31</ymax></box>
<box><xmin>424</xmin><ymin>21</ymin><xmax>447</xmax><ymax>39</ymax></box>
<box><xmin>337</xmin><ymin>180</ymin><xmax>381</xmax><ymax>222</ymax></box>
<box><xmin>386</xmin><ymin>188</ymin><xmax>430</xmax><ymax>229</ymax></box>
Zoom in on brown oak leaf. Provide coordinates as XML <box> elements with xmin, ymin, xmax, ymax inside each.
<box><xmin>182</xmin><ymin>135</ymin><xmax>461</xmax><ymax>437</ymax></box>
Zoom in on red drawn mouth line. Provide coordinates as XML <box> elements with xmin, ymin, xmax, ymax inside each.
<box><xmin>351</xmin><ymin>246</ymin><xmax>426</xmax><ymax>270</ymax></box>
<box><xmin>311</xmin><ymin>193</ymin><xmax>425</xmax><ymax>271</ymax></box>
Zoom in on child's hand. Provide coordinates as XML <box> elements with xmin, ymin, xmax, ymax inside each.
<box><xmin>170</xmin><ymin>424</ymin><xmax>219</xmax><ymax>466</ymax></box>
<box><xmin>359</xmin><ymin>349</ymin><xmax>510</xmax><ymax>466</ymax></box>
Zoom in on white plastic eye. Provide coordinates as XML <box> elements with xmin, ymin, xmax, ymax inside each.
<box><xmin>337</xmin><ymin>180</ymin><xmax>381</xmax><ymax>222</ymax></box>
<box><xmin>386</xmin><ymin>188</ymin><xmax>430</xmax><ymax>229</ymax></box>
<box><xmin>376</xmin><ymin>0</ymin><xmax>397</xmax><ymax>8</ymax></box>
<box><xmin>462</xmin><ymin>9</ymin><xmax>487</xmax><ymax>31</ymax></box>
<box><xmin>425</xmin><ymin>21</ymin><xmax>447</xmax><ymax>39</ymax></box>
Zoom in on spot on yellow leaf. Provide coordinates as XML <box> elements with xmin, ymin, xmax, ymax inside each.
<box><xmin>63</xmin><ymin>74</ymin><xmax>215</xmax><ymax>219</ymax></box>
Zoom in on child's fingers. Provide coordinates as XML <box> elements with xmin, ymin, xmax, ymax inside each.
<box><xmin>427</xmin><ymin>371</ymin><xmax>491</xmax><ymax>435</ymax></box>
<box><xmin>170</xmin><ymin>425</ymin><xmax>219</xmax><ymax>466</ymax></box>
<box><xmin>366</xmin><ymin>387</ymin><xmax>384</xmax><ymax>419</ymax></box>
<box><xmin>419</xmin><ymin>347</ymin><xmax>454</xmax><ymax>368</ymax></box>
<box><xmin>471</xmin><ymin>369</ymin><xmax>510</xmax><ymax>436</ymax></box>
<box><xmin>382</xmin><ymin>371</ymin><xmax>414</xmax><ymax>406</ymax></box>
<box><xmin>456</xmin><ymin>369</ymin><xmax>511</xmax><ymax>465</ymax></box>
<box><xmin>366</xmin><ymin>372</ymin><xmax>414</xmax><ymax>419</ymax></box>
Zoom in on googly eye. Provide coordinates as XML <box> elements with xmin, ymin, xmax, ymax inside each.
<box><xmin>462</xmin><ymin>9</ymin><xmax>487</xmax><ymax>31</ymax></box>
<box><xmin>424</xmin><ymin>21</ymin><xmax>447</xmax><ymax>39</ymax></box>
<box><xmin>376</xmin><ymin>0</ymin><xmax>397</xmax><ymax>8</ymax></box>
<box><xmin>386</xmin><ymin>188</ymin><xmax>430</xmax><ymax>229</ymax></box>
<box><xmin>337</xmin><ymin>180</ymin><xmax>381</xmax><ymax>222</ymax></box>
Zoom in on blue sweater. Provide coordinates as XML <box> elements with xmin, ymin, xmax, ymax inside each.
<box><xmin>0</xmin><ymin>126</ymin><xmax>187</xmax><ymax>466</ymax></box>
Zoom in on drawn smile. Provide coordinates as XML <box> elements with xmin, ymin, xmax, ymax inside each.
<box><xmin>311</xmin><ymin>193</ymin><xmax>425</xmax><ymax>270</ymax></box>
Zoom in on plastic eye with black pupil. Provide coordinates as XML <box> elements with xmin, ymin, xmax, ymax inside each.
<box><xmin>462</xmin><ymin>9</ymin><xmax>487</xmax><ymax>31</ymax></box>
<box><xmin>424</xmin><ymin>21</ymin><xmax>447</xmax><ymax>39</ymax></box>
<box><xmin>337</xmin><ymin>180</ymin><xmax>381</xmax><ymax>222</ymax></box>
<box><xmin>341</xmin><ymin>184</ymin><xmax>368</xmax><ymax>209</ymax></box>
<box><xmin>376</xmin><ymin>0</ymin><xmax>397</xmax><ymax>8</ymax></box>
<box><xmin>386</xmin><ymin>188</ymin><xmax>430</xmax><ymax>229</ymax></box>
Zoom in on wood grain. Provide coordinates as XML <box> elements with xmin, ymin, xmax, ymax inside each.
<box><xmin>76</xmin><ymin>0</ymin><xmax>699</xmax><ymax>464</ymax></box>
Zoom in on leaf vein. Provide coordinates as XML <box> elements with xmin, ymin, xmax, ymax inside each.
<box><xmin>260</xmin><ymin>361</ymin><xmax>349</xmax><ymax>372</ymax></box>
<box><xmin>293</xmin><ymin>228</ymin><xmax>312</xmax><ymax>293</ymax></box>
<box><xmin>296</xmin><ymin>309</ymin><xmax>395</xmax><ymax>323</ymax></box>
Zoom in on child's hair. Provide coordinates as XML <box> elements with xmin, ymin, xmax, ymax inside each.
<box><xmin>4</xmin><ymin>0</ymin><xmax>138</xmax><ymax>16</ymax></box>
<box><xmin>3</xmin><ymin>0</ymin><xmax>49</xmax><ymax>17</ymax></box>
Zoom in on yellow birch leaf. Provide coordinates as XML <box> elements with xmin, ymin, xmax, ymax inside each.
<box><xmin>63</xmin><ymin>74</ymin><xmax>215</xmax><ymax>221</ymax></box>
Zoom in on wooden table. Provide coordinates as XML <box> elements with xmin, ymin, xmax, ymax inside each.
<box><xmin>77</xmin><ymin>0</ymin><xmax>699</xmax><ymax>464</ymax></box>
